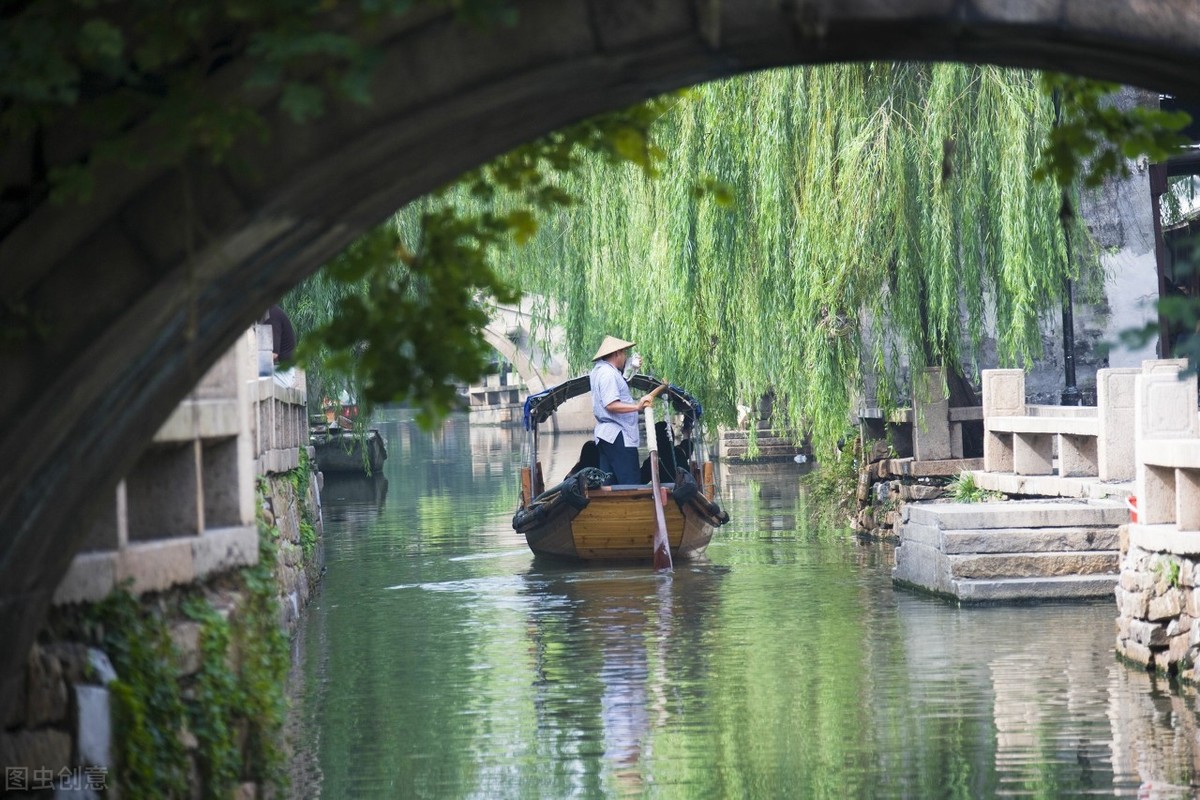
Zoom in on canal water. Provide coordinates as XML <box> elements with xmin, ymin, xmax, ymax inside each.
<box><xmin>291</xmin><ymin>412</ymin><xmax>1200</xmax><ymax>799</ymax></box>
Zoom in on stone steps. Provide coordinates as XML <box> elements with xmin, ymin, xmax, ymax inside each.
<box><xmin>720</xmin><ymin>426</ymin><xmax>807</xmax><ymax>463</ymax></box>
<box><xmin>952</xmin><ymin>574</ymin><xmax>1119</xmax><ymax>602</ymax></box>
<box><xmin>894</xmin><ymin>499</ymin><xmax>1126</xmax><ymax>603</ymax></box>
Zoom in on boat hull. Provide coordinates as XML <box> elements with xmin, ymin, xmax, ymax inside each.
<box><xmin>519</xmin><ymin>485</ymin><xmax>723</xmax><ymax>563</ymax></box>
<box><xmin>311</xmin><ymin>429</ymin><xmax>387</xmax><ymax>473</ymax></box>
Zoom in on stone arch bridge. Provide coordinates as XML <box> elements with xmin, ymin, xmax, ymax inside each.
<box><xmin>3</xmin><ymin>0</ymin><xmax>1200</xmax><ymax>704</ymax></box>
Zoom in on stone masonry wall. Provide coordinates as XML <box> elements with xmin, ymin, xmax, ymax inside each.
<box><xmin>0</xmin><ymin>469</ymin><xmax>322</xmax><ymax>799</ymax></box>
<box><xmin>1115</xmin><ymin>529</ymin><xmax>1200</xmax><ymax>680</ymax></box>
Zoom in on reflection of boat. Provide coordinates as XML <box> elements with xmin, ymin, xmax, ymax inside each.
<box><xmin>513</xmin><ymin>375</ymin><xmax>728</xmax><ymax>562</ymax></box>
<box><xmin>311</xmin><ymin>427</ymin><xmax>388</xmax><ymax>473</ymax></box>
<box><xmin>320</xmin><ymin>473</ymin><xmax>389</xmax><ymax>506</ymax></box>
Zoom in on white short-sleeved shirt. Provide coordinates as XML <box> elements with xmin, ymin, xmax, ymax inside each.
<box><xmin>590</xmin><ymin>360</ymin><xmax>639</xmax><ymax>447</ymax></box>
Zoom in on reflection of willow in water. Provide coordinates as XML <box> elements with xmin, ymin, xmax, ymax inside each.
<box><xmin>521</xmin><ymin>566</ymin><xmax>726</xmax><ymax>796</ymax></box>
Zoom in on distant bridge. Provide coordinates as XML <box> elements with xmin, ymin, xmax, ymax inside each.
<box><xmin>472</xmin><ymin>299</ymin><xmax>591</xmax><ymax>431</ymax></box>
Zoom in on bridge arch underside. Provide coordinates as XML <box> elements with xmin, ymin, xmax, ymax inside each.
<box><xmin>3</xmin><ymin>0</ymin><xmax>1200</xmax><ymax>702</ymax></box>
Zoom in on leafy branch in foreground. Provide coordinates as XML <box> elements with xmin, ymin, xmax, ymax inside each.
<box><xmin>290</xmin><ymin>95</ymin><xmax>686</xmax><ymax>425</ymax></box>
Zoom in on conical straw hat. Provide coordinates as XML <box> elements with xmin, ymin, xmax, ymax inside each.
<box><xmin>592</xmin><ymin>335</ymin><xmax>636</xmax><ymax>361</ymax></box>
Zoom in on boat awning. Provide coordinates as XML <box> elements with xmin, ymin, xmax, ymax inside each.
<box><xmin>523</xmin><ymin>374</ymin><xmax>704</xmax><ymax>431</ymax></box>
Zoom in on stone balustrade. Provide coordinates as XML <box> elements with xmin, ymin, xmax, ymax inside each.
<box><xmin>981</xmin><ymin>367</ymin><xmax>1143</xmax><ymax>481</ymax></box>
<box><xmin>53</xmin><ymin>324</ymin><xmax>309</xmax><ymax>605</ymax></box>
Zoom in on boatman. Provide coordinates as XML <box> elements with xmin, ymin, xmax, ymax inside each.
<box><xmin>590</xmin><ymin>335</ymin><xmax>654</xmax><ymax>485</ymax></box>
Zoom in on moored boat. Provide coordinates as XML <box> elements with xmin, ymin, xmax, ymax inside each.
<box><xmin>513</xmin><ymin>375</ymin><xmax>728</xmax><ymax>562</ymax></box>
<box><xmin>311</xmin><ymin>425</ymin><xmax>388</xmax><ymax>473</ymax></box>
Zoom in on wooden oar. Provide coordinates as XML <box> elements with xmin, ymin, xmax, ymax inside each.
<box><xmin>644</xmin><ymin>399</ymin><xmax>673</xmax><ymax>570</ymax></box>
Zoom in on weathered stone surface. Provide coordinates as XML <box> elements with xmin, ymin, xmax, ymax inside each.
<box><xmin>42</xmin><ymin>642</ymin><xmax>90</xmax><ymax>684</ymax></box>
<box><xmin>1116</xmin><ymin>586</ymin><xmax>1149</xmax><ymax>619</ymax></box>
<box><xmin>1120</xmin><ymin>569</ymin><xmax>1157</xmax><ymax>593</ymax></box>
<box><xmin>950</xmin><ymin>551</ymin><xmax>1118</xmax><ymax>579</ymax></box>
<box><xmin>0</xmin><ymin>729</ymin><xmax>71</xmax><ymax>772</ymax></box>
<box><xmin>900</xmin><ymin>484</ymin><xmax>944</xmax><ymax>502</ymax></box>
<box><xmin>171</xmin><ymin>621</ymin><xmax>204</xmax><ymax>676</ymax></box>
<box><xmin>893</xmin><ymin>539</ymin><xmax>955</xmax><ymax>596</ymax></box>
<box><xmin>943</xmin><ymin>527</ymin><xmax>1118</xmax><ymax>555</ymax></box>
<box><xmin>76</xmin><ymin>685</ymin><xmax>112</xmax><ymax>768</ymax></box>
<box><xmin>192</xmin><ymin>525</ymin><xmax>258</xmax><ymax>578</ymax></box>
<box><xmin>1117</xmin><ymin>637</ymin><xmax>1154</xmax><ymax>667</ymax></box>
<box><xmin>1148</xmin><ymin>588</ymin><xmax>1185</xmax><ymax>621</ymax></box>
<box><xmin>905</xmin><ymin>499</ymin><xmax>1127</xmax><ymax>530</ymax></box>
<box><xmin>25</xmin><ymin>644</ymin><xmax>67</xmax><ymax>727</ymax></box>
<box><xmin>1129</xmin><ymin>618</ymin><xmax>1168</xmax><ymax>647</ymax></box>
<box><xmin>88</xmin><ymin>648</ymin><xmax>117</xmax><ymax>686</ymax></box>
<box><xmin>953</xmin><ymin>574</ymin><xmax>1117</xmax><ymax>602</ymax></box>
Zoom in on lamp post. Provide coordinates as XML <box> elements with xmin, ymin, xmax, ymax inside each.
<box><xmin>1061</xmin><ymin>273</ymin><xmax>1083</xmax><ymax>406</ymax></box>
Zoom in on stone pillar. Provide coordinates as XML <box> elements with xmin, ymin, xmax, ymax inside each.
<box><xmin>912</xmin><ymin>367</ymin><xmax>952</xmax><ymax>461</ymax></box>
<box><xmin>1097</xmin><ymin>367</ymin><xmax>1139</xmax><ymax>481</ymax></box>
<box><xmin>1058</xmin><ymin>434</ymin><xmax>1098</xmax><ymax>477</ymax></box>
<box><xmin>983</xmin><ymin>369</ymin><xmax>1026</xmax><ymax>473</ymax></box>
<box><xmin>1135</xmin><ymin>369</ymin><xmax>1199</xmax><ymax>525</ymax></box>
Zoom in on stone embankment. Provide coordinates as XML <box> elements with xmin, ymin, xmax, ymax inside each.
<box><xmin>0</xmin><ymin>326</ymin><xmax>324</xmax><ymax>798</ymax></box>
<box><xmin>894</xmin><ymin>499</ymin><xmax>1127</xmax><ymax>602</ymax></box>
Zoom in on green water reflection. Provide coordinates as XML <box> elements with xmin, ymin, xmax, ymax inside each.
<box><xmin>294</xmin><ymin>413</ymin><xmax>1200</xmax><ymax>799</ymax></box>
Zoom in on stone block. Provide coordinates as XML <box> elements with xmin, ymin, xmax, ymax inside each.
<box><xmin>1138</xmin><ymin>464</ymin><xmax>1177</xmax><ymax>526</ymax></box>
<box><xmin>1148</xmin><ymin>588</ymin><xmax>1184</xmax><ymax>621</ymax></box>
<box><xmin>1117</xmin><ymin>637</ymin><xmax>1154</xmax><ymax>667</ymax></box>
<box><xmin>1129</xmin><ymin>618</ymin><xmax>1169</xmax><ymax>647</ymax></box>
<box><xmin>25</xmin><ymin>644</ymin><xmax>67</xmax><ymax>727</ymax></box>
<box><xmin>1058</xmin><ymin>434</ymin><xmax>1098</xmax><ymax>478</ymax></box>
<box><xmin>1097</xmin><ymin>367</ymin><xmax>1139</xmax><ymax>481</ymax></box>
<box><xmin>41</xmin><ymin>642</ymin><xmax>90</xmax><ymax>686</ymax></box>
<box><xmin>905</xmin><ymin>499</ymin><xmax>1127</xmax><ymax>530</ymax></box>
<box><xmin>900</xmin><ymin>484</ymin><xmax>944</xmax><ymax>502</ymax></box>
<box><xmin>1013</xmin><ymin>432</ymin><xmax>1054</xmax><ymax>475</ymax></box>
<box><xmin>117</xmin><ymin>538</ymin><xmax>195</xmax><ymax>595</ymax></box>
<box><xmin>76</xmin><ymin>685</ymin><xmax>112</xmax><ymax>768</ymax></box>
<box><xmin>1119</xmin><ymin>569</ymin><xmax>1157</xmax><ymax>593</ymax></box>
<box><xmin>984</xmin><ymin>430</ymin><xmax>1015</xmax><ymax>473</ymax></box>
<box><xmin>982</xmin><ymin>369</ymin><xmax>1026</xmax><ymax>417</ymax></box>
<box><xmin>913</xmin><ymin>367</ymin><xmax>952</xmax><ymax>461</ymax></box>
<box><xmin>52</xmin><ymin>552</ymin><xmax>118</xmax><ymax>606</ymax></box>
<box><xmin>1142</xmin><ymin>358</ymin><xmax>1190</xmax><ymax>374</ymax></box>
<box><xmin>192</xmin><ymin>525</ymin><xmax>258</xmax><ymax>579</ymax></box>
<box><xmin>898</xmin><ymin>522</ymin><xmax>942</xmax><ymax>549</ymax></box>
<box><xmin>942</xmin><ymin>526</ymin><xmax>1118</xmax><ymax>555</ymax></box>
<box><xmin>171</xmin><ymin>621</ymin><xmax>204</xmax><ymax>676</ymax></box>
<box><xmin>1116</xmin><ymin>585</ymin><xmax>1149</xmax><ymax>618</ymax></box>
<box><xmin>952</xmin><ymin>574</ymin><xmax>1116</xmax><ymax>602</ymax></box>
<box><xmin>1136</xmin><ymin>371</ymin><xmax>1199</xmax><ymax>441</ymax></box>
<box><xmin>949</xmin><ymin>551</ymin><xmax>1118</xmax><ymax>579</ymax></box>
<box><xmin>892</xmin><ymin>539</ymin><xmax>954</xmax><ymax>595</ymax></box>
<box><xmin>88</xmin><ymin>648</ymin><xmax>117</xmax><ymax>686</ymax></box>
<box><xmin>0</xmin><ymin>729</ymin><xmax>71</xmax><ymax>772</ymax></box>
<box><xmin>1176</xmin><ymin>468</ymin><xmax>1200</xmax><ymax>531</ymax></box>
<box><xmin>1130</xmin><ymin>525</ymin><xmax>1200</xmax><ymax>558</ymax></box>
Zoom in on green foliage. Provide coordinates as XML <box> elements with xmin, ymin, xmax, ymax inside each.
<box><xmin>801</xmin><ymin>435</ymin><xmax>860</xmax><ymax>529</ymax></box>
<box><xmin>82</xmin><ymin>494</ymin><xmax>294</xmax><ymax>797</ymax></box>
<box><xmin>182</xmin><ymin>599</ymin><xmax>241</xmax><ymax>799</ymax></box>
<box><xmin>241</xmin><ymin>506</ymin><xmax>291</xmax><ymax>785</ymax></box>
<box><xmin>1035</xmin><ymin>74</ymin><xmax>1191</xmax><ymax>191</ymax></box>
<box><xmin>498</xmin><ymin>65</ymin><xmax>1088</xmax><ymax>458</ymax></box>
<box><xmin>91</xmin><ymin>591</ymin><xmax>190</xmax><ymax>798</ymax></box>
<box><xmin>946</xmin><ymin>471</ymin><xmax>1002</xmax><ymax>503</ymax></box>
<box><xmin>289</xmin><ymin>95</ymin><xmax>683</xmax><ymax>425</ymax></box>
<box><xmin>1</xmin><ymin>0</ymin><xmax>515</xmax><ymax>204</ymax></box>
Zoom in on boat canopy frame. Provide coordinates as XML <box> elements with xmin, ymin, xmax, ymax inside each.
<box><xmin>522</xmin><ymin>373</ymin><xmax>703</xmax><ymax>431</ymax></box>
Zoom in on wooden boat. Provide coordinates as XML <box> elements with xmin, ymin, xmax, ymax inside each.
<box><xmin>513</xmin><ymin>375</ymin><xmax>728</xmax><ymax>562</ymax></box>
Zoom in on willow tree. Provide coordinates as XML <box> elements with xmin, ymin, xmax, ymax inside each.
<box><xmin>495</xmin><ymin>64</ymin><xmax>1089</xmax><ymax>456</ymax></box>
